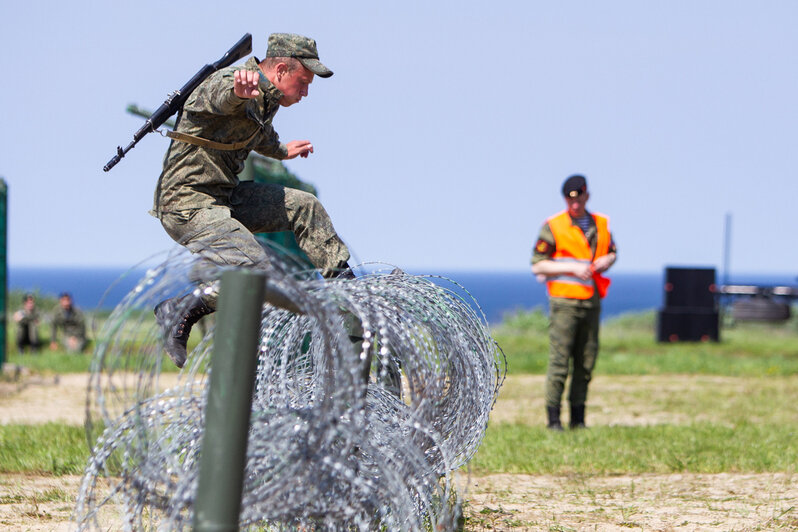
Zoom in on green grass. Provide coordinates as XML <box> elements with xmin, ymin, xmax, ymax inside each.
<box><xmin>494</xmin><ymin>308</ymin><xmax>798</xmax><ymax>376</ymax></box>
<box><xmin>478</xmin><ymin>308</ymin><xmax>798</xmax><ymax>477</ymax></box>
<box><xmin>5</xmin><ymin>289</ymin><xmax>99</xmax><ymax>372</ymax></box>
<box><xmin>5</xmin><ymin>351</ymin><xmax>95</xmax><ymax>373</ymax></box>
<box><xmin>476</xmin><ymin>372</ymin><xmax>798</xmax><ymax>476</ymax></box>
<box><xmin>2</xmin><ymin>307</ymin><xmax>798</xmax><ymax>480</ymax></box>
<box><xmin>4</xmin><ymin>288</ymin><xmax>186</xmax><ymax>374</ymax></box>
<box><xmin>0</xmin><ymin>486</ymin><xmax>72</xmax><ymax>505</ymax></box>
<box><xmin>471</xmin><ymin>422</ymin><xmax>798</xmax><ymax>474</ymax></box>
<box><xmin>0</xmin><ymin>423</ymin><xmax>89</xmax><ymax>475</ymax></box>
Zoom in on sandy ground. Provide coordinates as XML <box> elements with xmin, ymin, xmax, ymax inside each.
<box><xmin>464</xmin><ymin>472</ymin><xmax>797</xmax><ymax>531</ymax></box>
<box><xmin>0</xmin><ymin>372</ymin><xmax>90</xmax><ymax>425</ymax></box>
<box><xmin>1</xmin><ymin>471</ymin><xmax>796</xmax><ymax>531</ymax></box>
<box><xmin>1</xmin><ymin>372</ymin><xmax>797</xmax><ymax>531</ymax></box>
<box><xmin>0</xmin><ymin>474</ymin><xmax>117</xmax><ymax>532</ymax></box>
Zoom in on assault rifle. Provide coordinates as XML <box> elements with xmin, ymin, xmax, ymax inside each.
<box><xmin>103</xmin><ymin>33</ymin><xmax>252</xmax><ymax>172</ymax></box>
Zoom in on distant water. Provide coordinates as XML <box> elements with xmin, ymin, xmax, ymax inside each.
<box><xmin>8</xmin><ymin>267</ymin><xmax>798</xmax><ymax>325</ymax></box>
<box><xmin>8</xmin><ymin>267</ymin><xmax>146</xmax><ymax>311</ymax></box>
<box><xmin>428</xmin><ymin>271</ymin><xmax>662</xmax><ymax>323</ymax></box>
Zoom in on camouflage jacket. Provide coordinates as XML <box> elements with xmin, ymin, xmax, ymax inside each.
<box><xmin>152</xmin><ymin>57</ymin><xmax>289</xmax><ymax>216</ymax></box>
<box><xmin>14</xmin><ymin>308</ymin><xmax>40</xmax><ymax>328</ymax></box>
<box><xmin>51</xmin><ymin>306</ymin><xmax>86</xmax><ymax>341</ymax></box>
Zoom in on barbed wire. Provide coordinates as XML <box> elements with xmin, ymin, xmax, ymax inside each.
<box><xmin>75</xmin><ymin>247</ymin><xmax>506</xmax><ymax>531</ymax></box>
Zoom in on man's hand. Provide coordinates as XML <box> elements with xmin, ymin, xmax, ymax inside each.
<box><xmin>534</xmin><ymin>259</ymin><xmax>594</xmax><ymax>280</ymax></box>
<box><xmin>285</xmin><ymin>140</ymin><xmax>314</xmax><ymax>159</ymax></box>
<box><xmin>571</xmin><ymin>263</ymin><xmax>593</xmax><ymax>281</ymax></box>
<box><xmin>234</xmin><ymin>70</ymin><xmax>261</xmax><ymax>99</ymax></box>
<box><xmin>592</xmin><ymin>253</ymin><xmax>616</xmax><ymax>274</ymax></box>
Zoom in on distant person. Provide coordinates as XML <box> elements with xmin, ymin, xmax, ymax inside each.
<box><xmin>151</xmin><ymin>32</ymin><xmax>354</xmax><ymax>368</ymax></box>
<box><xmin>531</xmin><ymin>175</ymin><xmax>617</xmax><ymax>430</ymax></box>
<box><xmin>50</xmin><ymin>292</ymin><xmax>88</xmax><ymax>353</ymax></box>
<box><xmin>13</xmin><ymin>293</ymin><xmax>42</xmax><ymax>353</ymax></box>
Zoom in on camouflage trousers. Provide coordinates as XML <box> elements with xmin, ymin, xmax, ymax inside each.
<box><xmin>160</xmin><ymin>181</ymin><xmax>351</xmax><ymax>307</ymax></box>
<box><xmin>16</xmin><ymin>322</ymin><xmax>41</xmax><ymax>352</ymax></box>
<box><xmin>544</xmin><ymin>301</ymin><xmax>601</xmax><ymax>409</ymax></box>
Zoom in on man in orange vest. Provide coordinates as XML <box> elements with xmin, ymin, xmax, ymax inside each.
<box><xmin>531</xmin><ymin>175</ymin><xmax>617</xmax><ymax>430</ymax></box>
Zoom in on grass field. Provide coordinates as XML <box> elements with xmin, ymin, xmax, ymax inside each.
<box><xmin>494</xmin><ymin>309</ymin><xmax>798</xmax><ymax>376</ymax></box>
<box><xmin>1</xmin><ymin>306</ymin><xmax>797</xmax><ymax>529</ymax></box>
<box><xmin>467</xmin><ymin>309</ymin><xmax>798</xmax><ymax>529</ymax></box>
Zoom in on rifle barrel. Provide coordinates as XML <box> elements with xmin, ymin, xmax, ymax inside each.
<box><xmin>103</xmin><ymin>33</ymin><xmax>252</xmax><ymax>173</ymax></box>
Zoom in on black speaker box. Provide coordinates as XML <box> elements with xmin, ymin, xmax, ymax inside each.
<box><xmin>663</xmin><ymin>267</ymin><xmax>717</xmax><ymax>309</ymax></box>
<box><xmin>657</xmin><ymin>307</ymin><xmax>719</xmax><ymax>342</ymax></box>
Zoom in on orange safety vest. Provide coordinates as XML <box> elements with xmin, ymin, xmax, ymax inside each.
<box><xmin>545</xmin><ymin>210</ymin><xmax>612</xmax><ymax>299</ymax></box>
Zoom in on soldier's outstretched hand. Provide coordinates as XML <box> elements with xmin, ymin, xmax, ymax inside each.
<box><xmin>234</xmin><ymin>70</ymin><xmax>260</xmax><ymax>99</ymax></box>
<box><xmin>285</xmin><ymin>140</ymin><xmax>314</xmax><ymax>159</ymax></box>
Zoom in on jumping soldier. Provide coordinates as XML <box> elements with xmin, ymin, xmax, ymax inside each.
<box><xmin>152</xmin><ymin>33</ymin><xmax>354</xmax><ymax>368</ymax></box>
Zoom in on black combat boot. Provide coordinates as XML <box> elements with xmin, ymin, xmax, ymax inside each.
<box><xmin>546</xmin><ymin>405</ymin><xmax>564</xmax><ymax>431</ymax></box>
<box><xmin>336</xmin><ymin>262</ymin><xmax>356</xmax><ymax>280</ymax></box>
<box><xmin>570</xmin><ymin>404</ymin><xmax>586</xmax><ymax>429</ymax></box>
<box><xmin>154</xmin><ymin>294</ymin><xmax>214</xmax><ymax>368</ymax></box>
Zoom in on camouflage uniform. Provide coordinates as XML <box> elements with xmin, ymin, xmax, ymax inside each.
<box><xmin>151</xmin><ymin>34</ymin><xmax>355</xmax><ymax>369</ymax></box>
<box><xmin>14</xmin><ymin>306</ymin><xmax>41</xmax><ymax>353</ymax></box>
<box><xmin>532</xmin><ymin>214</ymin><xmax>617</xmax><ymax>410</ymax></box>
<box><xmin>152</xmin><ymin>55</ymin><xmax>350</xmax><ymax>299</ymax></box>
<box><xmin>51</xmin><ymin>305</ymin><xmax>87</xmax><ymax>352</ymax></box>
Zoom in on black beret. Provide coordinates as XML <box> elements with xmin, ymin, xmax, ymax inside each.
<box><xmin>562</xmin><ymin>174</ymin><xmax>587</xmax><ymax>198</ymax></box>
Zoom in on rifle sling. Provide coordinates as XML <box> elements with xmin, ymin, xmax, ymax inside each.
<box><xmin>165</xmin><ymin>129</ymin><xmax>259</xmax><ymax>151</ymax></box>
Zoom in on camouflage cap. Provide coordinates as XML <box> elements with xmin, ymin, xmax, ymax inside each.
<box><xmin>266</xmin><ymin>33</ymin><xmax>333</xmax><ymax>78</ymax></box>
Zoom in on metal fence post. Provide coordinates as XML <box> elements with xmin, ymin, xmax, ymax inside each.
<box><xmin>193</xmin><ymin>269</ymin><xmax>265</xmax><ymax>531</ymax></box>
<box><xmin>0</xmin><ymin>178</ymin><xmax>7</xmax><ymax>367</ymax></box>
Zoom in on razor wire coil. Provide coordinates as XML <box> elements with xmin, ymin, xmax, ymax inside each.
<box><xmin>75</xmin><ymin>247</ymin><xmax>506</xmax><ymax>531</ymax></box>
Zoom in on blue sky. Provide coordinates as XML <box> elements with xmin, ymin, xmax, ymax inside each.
<box><xmin>1</xmin><ymin>1</ymin><xmax>796</xmax><ymax>275</ymax></box>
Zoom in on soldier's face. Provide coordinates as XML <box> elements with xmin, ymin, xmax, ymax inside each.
<box><xmin>275</xmin><ymin>66</ymin><xmax>314</xmax><ymax>107</ymax></box>
<box><xmin>565</xmin><ymin>191</ymin><xmax>588</xmax><ymax>218</ymax></box>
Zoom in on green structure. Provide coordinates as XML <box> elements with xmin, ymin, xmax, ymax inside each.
<box><xmin>193</xmin><ymin>270</ymin><xmax>265</xmax><ymax>531</ymax></box>
<box><xmin>0</xmin><ymin>179</ymin><xmax>6</xmax><ymax>366</ymax></box>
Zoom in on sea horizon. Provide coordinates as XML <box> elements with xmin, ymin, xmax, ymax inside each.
<box><xmin>7</xmin><ymin>265</ymin><xmax>798</xmax><ymax>324</ymax></box>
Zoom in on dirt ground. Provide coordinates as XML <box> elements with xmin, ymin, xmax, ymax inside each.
<box><xmin>1</xmin><ymin>372</ymin><xmax>796</xmax><ymax>531</ymax></box>
<box><xmin>463</xmin><ymin>472</ymin><xmax>797</xmax><ymax>531</ymax></box>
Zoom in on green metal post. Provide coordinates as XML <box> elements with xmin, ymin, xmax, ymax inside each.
<box><xmin>0</xmin><ymin>179</ymin><xmax>6</xmax><ymax>367</ymax></box>
<box><xmin>193</xmin><ymin>270</ymin><xmax>265</xmax><ymax>531</ymax></box>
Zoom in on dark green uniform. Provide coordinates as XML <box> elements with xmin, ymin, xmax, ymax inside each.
<box><xmin>51</xmin><ymin>305</ymin><xmax>87</xmax><ymax>352</ymax></box>
<box><xmin>14</xmin><ymin>305</ymin><xmax>41</xmax><ymax>353</ymax></box>
<box><xmin>532</xmin><ymin>215</ymin><xmax>617</xmax><ymax>410</ymax></box>
<box><xmin>152</xmin><ymin>56</ymin><xmax>350</xmax><ymax>293</ymax></box>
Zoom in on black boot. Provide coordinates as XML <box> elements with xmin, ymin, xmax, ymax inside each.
<box><xmin>570</xmin><ymin>404</ymin><xmax>586</xmax><ymax>429</ymax></box>
<box><xmin>336</xmin><ymin>264</ymin><xmax>356</xmax><ymax>280</ymax></box>
<box><xmin>546</xmin><ymin>406</ymin><xmax>564</xmax><ymax>431</ymax></box>
<box><xmin>154</xmin><ymin>295</ymin><xmax>214</xmax><ymax>368</ymax></box>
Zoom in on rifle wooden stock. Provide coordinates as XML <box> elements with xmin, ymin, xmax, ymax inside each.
<box><xmin>103</xmin><ymin>33</ymin><xmax>253</xmax><ymax>172</ymax></box>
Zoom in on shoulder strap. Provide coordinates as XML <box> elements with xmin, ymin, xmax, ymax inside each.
<box><xmin>165</xmin><ymin>128</ymin><xmax>259</xmax><ymax>151</ymax></box>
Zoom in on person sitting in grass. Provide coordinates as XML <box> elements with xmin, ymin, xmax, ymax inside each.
<box><xmin>14</xmin><ymin>293</ymin><xmax>42</xmax><ymax>354</ymax></box>
<box><xmin>49</xmin><ymin>292</ymin><xmax>88</xmax><ymax>353</ymax></box>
